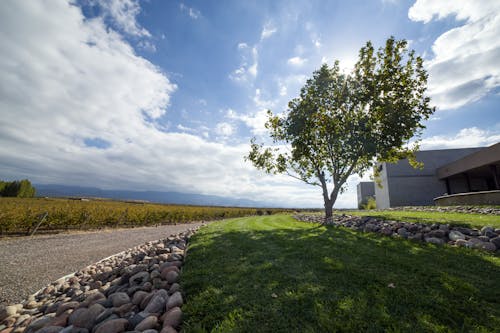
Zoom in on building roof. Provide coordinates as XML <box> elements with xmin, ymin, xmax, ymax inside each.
<box><xmin>436</xmin><ymin>142</ymin><xmax>500</xmax><ymax>179</ymax></box>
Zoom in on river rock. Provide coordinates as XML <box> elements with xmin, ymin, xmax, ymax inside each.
<box><xmin>168</xmin><ymin>284</ymin><xmax>181</xmax><ymax>295</ymax></box>
<box><xmin>448</xmin><ymin>230</ymin><xmax>466</xmax><ymax>241</ymax></box>
<box><xmin>397</xmin><ymin>227</ymin><xmax>409</xmax><ymax>238</ymax></box>
<box><xmin>164</xmin><ymin>271</ymin><xmax>179</xmax><ymax>284</ymax></box>
<box><xmin>0</xmin><ymin>306</ymin><xmax>18</xmax><ymax>321</ymax></box>
<box><xmin>160</xmin><ymin>326</ymin><xmax>177</xmax><ymax>333</ymax></box>
<box><xmin>55</xmin><ymin>302</ymin><xmax>79</xmax><ymax>317</ymax></box>
<box><xmin>144</xmin><ymin>291</ymin><xmax>168</xmax><ymax>313</ymax></box>
<box><xmin>131</xmin><ymin>291</ymin><xmax>149</xmax><ymax>306</ymax></box>
<box><xmin>94</xmin><ymin>318</ymin><xmax>129</xmax><ymax>333</ymax></box>
<box><xmin>425</xmin><ymin>237</ymin><xmax>445</xmax><ymax>245</ymax></box>
<box><xmin>36</xmin><ymin>326</ymin><xmax>64</xmax><ymax>333</ymax></box>
<box><xmin>166</xmin><ymin>292</ymin><xmax>183</xmax><ymax>310</ymax></box>
<box><xmin>109</xmin><ymin>293</ymin><xmax>130</xmax><ymax>308</ymax></box>
<box><xmin>481</xmin><ymin>226</ymin><xmax>494</xmax><ymax>236</ymax></box>
<box><xmin>473</xmin><ymin>241</ymin><xmax>497</xmax><ymax>252</ymax></box>
<box><xmin>161</xmin><ymin>307</ymin><xmax>182</xmax><ymax>328</ymax></box>
<box><xmin>135</xmin><ymin>316</ymin><xmax>157</xmax><ymax>331</ymax></box>
<box><xmin>490</xmin><ymin>236</ymin><xmax>500</xmax><ymax>248</ymax></box>
<box><xmin>129</xmin><ymin>272</ymin><xmax>150</xmax><ymax>287</ymax></box>
<box><xmin>427</xmin><ymin>229</ymin><xmax>446</xmax><ymax>238</ymax></box>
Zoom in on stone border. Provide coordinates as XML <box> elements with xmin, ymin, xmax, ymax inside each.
<box><xmin>294</xmin><ymin>214</ymin><xmax>500</xmax><ymax>252</ymax></box>
<box><xmin>376</xmin><ymin>205</ymin><xmax>500</xmax><ymax>215</ymax></box>
<box><xmin>0</xmin><ymin>225</ymin><xmax>203</xmax><ymax>333</ymax></box>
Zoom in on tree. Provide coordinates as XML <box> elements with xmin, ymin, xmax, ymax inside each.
<box><xmin>0</xmin><ymin>179</ymin><xmax>36</xmax><ymax>197</ymax></box>
<box><xmin>246</xmin><ymin>37</ymin><xmax>435</xmax><ymax>218</ymax></box>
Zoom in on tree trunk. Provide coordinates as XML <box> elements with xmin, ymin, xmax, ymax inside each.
<box><xmin>324</xmin><ymin>199</ymin><xmax>333</xmax><ymax>219</ymax></box>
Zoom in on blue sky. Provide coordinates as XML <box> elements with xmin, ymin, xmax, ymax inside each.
<box><xmin>0</xmin><ymin>0</ymin><xmax>499</xmax><ymax>207</ymax></box>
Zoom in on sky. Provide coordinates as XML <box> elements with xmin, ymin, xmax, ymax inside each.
<box><xmin>0</xmin><ymin>0</ymin><xmax>499</xmax><ymax>208</ymax></box>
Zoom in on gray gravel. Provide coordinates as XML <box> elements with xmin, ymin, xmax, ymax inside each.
<box><xmin>0</xmin><ymin>222</ymin><xmax>206</xmax><ymax>305</ymax></box>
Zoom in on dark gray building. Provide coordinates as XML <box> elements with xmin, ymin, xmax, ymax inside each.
<box><xmin>357</xmin><ymin>181</ymin><xmax>375</xmax><ymax>208</ymax></box>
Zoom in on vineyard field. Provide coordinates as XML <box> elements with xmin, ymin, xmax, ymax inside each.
<box><xmin>0</xmin><ymin>197</ymin><xmax>283</xmax><ymax>236</ymax></box>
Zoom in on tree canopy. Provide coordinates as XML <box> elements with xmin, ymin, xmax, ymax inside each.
<box><xmin>247</xmin><ymin>37</ymin><xmax>435</xmax><ymax>217</ymax></box>
<box><xmin>0</xmin><ymin>179</ymin><xmax>36</xmax><ymax>198</ymax></box>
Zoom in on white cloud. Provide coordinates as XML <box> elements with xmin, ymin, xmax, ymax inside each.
<box><xmin>0</xmin><ymin>0</ymin><xmax>330</xmax><ymax>208</ymax></box>
<box><xmin>253</xmin><ymin>89</ymin><xmax>276</xmax><ymax>109</ymax></box>
<box><xmin>409</xmin><ymin>0</ymin><xmax>500</xmax><ymax>110</ymax></box>
<box><xmin>261</xmin><ymin>22</ymin><xmax>277</xmax><ymax>40</ymax></box>
<box><xmin>287</xmin><ymin>56</ymin><xmax>307</xmax><ymax>67</ymax></box>
<box><xmin>227</xmin><ymin>109</ymin><xmax>270</xmax><ymax>136</ymax></box>
<box><xmin>137</xmin><ymin>40</ymin><xmax>157</xmax><ymax>52</ymax></box>
<box><xmin>419</xmin><ymin>126</ymin><xmax>500</xmax><ymax>149</ymax></box>
<box><xmin>238</xmin><ymin>42</ymin><xmax>248</xmax><ymax>49</ymax></box>
<box><xmin>177</xmin><ymin>124</ymin><xmax>194</xmax><ymax>132</ymax></box>
<box><xmin>215</xmin><ymin>122</ymin><xmax>235</xmax><ymax>137</ymax></box>
<box><xmin>230</xmin><ymin>46</ymin><xmax>258</xmax><ymax>82</ymax></box>
<box><xmin>93</xmin><ymin>0</ymin><xmax>150</xmax><ymax>37</ymax></box>
<box><xmin>179</xmin><ymin>3</ymin><xmax>201</xmax><ymax>19</ymax></box>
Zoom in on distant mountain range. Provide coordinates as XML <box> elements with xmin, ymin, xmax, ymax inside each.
<box><xmin>34</xmin><ymin>184</ymin><xmax>274</xmax><ymax>208</ymax></box>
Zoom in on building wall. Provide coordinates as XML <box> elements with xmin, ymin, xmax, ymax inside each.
<box><xmin>374</xmin><ymin>163</ymin><xmax>391</xmax><ymax>209</ymax></box>
<box><xmin>357</xmin><ymin>181</ymin><xmax>375</xmax><ymax>208</ymax></box>
<box><xmin>376</xmin><ymin>148</ymin><xmax>483</xmax><ymax>208</ymax></box>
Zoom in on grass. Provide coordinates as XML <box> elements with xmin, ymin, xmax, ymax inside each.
<box><xmin>181</xmin><ymin>215</ymin><xmax>500</xmax><ymax>333</ymax></box>
<box><xmin>345</xmin><ymin>210</ymin><xmax>500</xmax><ymax>229</ymax></box>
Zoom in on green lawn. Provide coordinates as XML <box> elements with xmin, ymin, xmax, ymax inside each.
<box><xmin>346</xmin><ymin>210</ymin><xmax>500</xmax><ymax>229</ymax></box>
<box><xmin>181</xmin><ymin>215</ymin><xmax>500</xmax><ymax>333</ymax></box>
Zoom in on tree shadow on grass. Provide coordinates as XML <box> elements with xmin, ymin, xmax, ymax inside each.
<box><xmin>181</xmin><ymin>218</ymin><xmax>500</xmax><ymax>333</ymax></box>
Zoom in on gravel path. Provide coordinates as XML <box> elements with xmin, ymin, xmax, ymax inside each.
<box><xmin>0</xmin><ymin>222</ymin><xmax>206</xmax><ymax>305</ymax></box>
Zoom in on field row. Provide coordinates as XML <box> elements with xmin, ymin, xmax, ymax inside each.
<box><xmin>0</xmin><ymin>198</ymin><xmax>282</xmax><ymax>235</ymax></box>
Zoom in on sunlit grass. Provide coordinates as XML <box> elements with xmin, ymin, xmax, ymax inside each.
<box><xmin>181</xmin><ymin>215</ymin><xmax>500</xmax><ymax>332</ymax></box>
<box><xmin>346</xmin><ymin>210</ymin><xmax>500</xmax><ymax>228</ymax></box>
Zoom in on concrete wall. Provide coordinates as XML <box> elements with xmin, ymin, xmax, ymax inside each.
<box><xmin>376</xmin><ymin>148</ymin><xmax>483</xmax><ymax>208</ymax></box>
<box><xmin>357</xmin><ymin>181</ymin><xmax>375</xmax><ymax>208</ymax></box>
<box><xmin>374</xmin><ymin>163</ymin><xmax>391</xmax><ymax>209</ymax></box>
<box><xmin>434</xmin><ymin>190</ymin><xmax>500</xmax><ymax>206</ymax></box>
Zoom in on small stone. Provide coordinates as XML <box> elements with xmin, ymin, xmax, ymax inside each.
<box><xmin>35</xmin><ymin>326</ymin><xmax>64</xmax><ymax>333</ymax></box>
<box><xmin>113</xmin><ymin>303</ymin><xmax>135</xmax><ymax>317</ymax></box>
<box><xmin>50</xmin><ymin>309</ymin><xmax>72</xmax><ymax>327</ymax></box>
<box><xmin>380</xmin><ymin>227</ymin><xmax>392</xmax><ymax>236</ymax></box>
<box><xmin>407</xmin><ymin>233</ymin><xmax>422</xmax><ymax>242</ymax></box>
<box><xmin>438</xmin><ymin>224</ymin><xmax>450</xmax><ymax>232</ymax></box>
<box><xmin>166</xmin><ymin>292</ymin><xmax>183</xmax><ymax>310</ymax></box>
<box><xmin>109</xmin><ymin>292</ymin><xmax>130</xmax><ymax>308</ymax></box>
<box><xmin>160</xmin><ymin>326</ymin><xmax>177</xmax><ymax>333</ymax></box>
<box><xmin>55</xmin><ymin>302</ymin><xmax>79</xmax><ymax>316</ymax></box>
<box><xmin>142</xmin><ymin>330</ymin><xmax>159</xmax><ymax>333</ymax></box>
<box><xmin>0</xmin><ymin>306</ymin><xmax>18</xmax><ymax>321</ymax></box>
<box><xmin>448</xmin><ymin>230</ymin><xmax>466</xmax><ymax>241</ymax></box>
<box><xmin>26</xmin><ymin>314</ymin><xmax>55</xmax><ymax>332</ymax></box>
<box><xmin>473</xmin><ymin>241</ymin><xmax>497</xmax><ymax>252</ymax></box>
<box><xmin>15</xmin><ymin>314</ymin><xmax>31</xmax><ymax>326</ymax></box>
<box><xmin>168</xmin><ymin>284</ymin><xmax>181</xmax><ymax>295</ymax></box>
<box><xmin>144</xmin><ymin>293</ymin><xmax>168</xmax><ymax>314</ymax></box>
<box><xmin>128</xmin><ymin>311</ymin><xmax>149</xmax><ymax>328</ymax></box>
<box><xmin>94</xmin><ymin>318</ymin><xmax>129</xmax><ymax>333</ymax></box>
<box><xmin>428</xmin><ymin>229</ymin><xmax>446</xmax><ymax>238</ymax></box>
<box><xmin>80</xmin><ymin>292</ymin><xmax>106</xmax><ymax>308</ymax></box>
<box><xmin>161</xmin><ymin>307</ymin><xmax>182</xmax><ymax>328</ymax></box>
<box><xmin>396</xmin><ymin>228</ymin><xmax>409</xmax><ymax>238</ymax></box>
<box><xmin>425</xmin><ymin>237</ymin><xmax>445</xmax><ymax>245</ymax></box>
<box><xmin>94</xmin><ymin>308</ymin><xmax>114</xmax><ymax>325</ymax></box>
<box><xmin>160</xmin><ymin>267</ymin><xmax>180</xmax><ymax>280</ymax></box>
<box><xmin>455</xmin><ymin>239</ymin><xmax>469</xmax><ymax>247</ymax></box>
<box><xmin>135</xmin><ymin>316</ymin><xmax>157</xmax><ymax>331</ymax></box>
<box><xmin>490</xmin><ymin>236</ymin><xmax>500</xmax><ymax>248</ymax></box>
<box><xmin>164</xmin><ymin>271</ymin><xmax>179</xmax><ymax>284</ymax></box>
<box><xmin>129</xmin><ymin>272</ymin><xmax>150</xmax><ymax>287</ymax></box>
<box><xmin>481</xmin><ymin>226</ymin><xmax>494</xmax><ymax>236</ymax></box>
<box><xmin>131</xmin><ymin>291</ymin><xmax>149</xmax><ymax>306</ymax></box>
